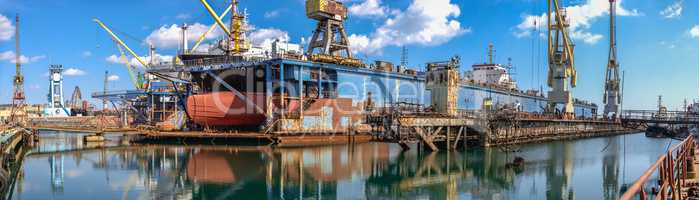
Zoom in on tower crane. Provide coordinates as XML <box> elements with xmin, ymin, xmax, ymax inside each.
<box><xmin>9</xmin><ymin>14</ymin><xmax>27</xmax><ymax>125</ymax></box>
<box><xmin>547</xmin><ymin>0</ymin><xmax>577</xmax><ymax>118</ymax></box>
<box><xmin>603</xmin><ymin>0</ymin><xmax>621</xmax><ymax>119</ymax></box>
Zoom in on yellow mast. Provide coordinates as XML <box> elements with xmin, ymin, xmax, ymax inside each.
<box><xmin>198</xmin><ymin>0</ymin><xmax>249</xmax><ymax>55</ymax></box>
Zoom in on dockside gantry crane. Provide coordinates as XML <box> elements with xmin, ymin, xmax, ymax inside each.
<box><xmin>603</xmin><ymin>0</ymin><xmax>622</xmax><ymax>119</ymax></box>
<box><xmin>305</xmin><ymin>0</ymin><xmax>352</xmax><ymax>58</ymax></box>
<box><xmin>547</xmin><ymin>0</ymin><xmax>577</xmax><ymax>118</ymax></box>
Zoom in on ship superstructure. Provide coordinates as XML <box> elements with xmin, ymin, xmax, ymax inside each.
<box><xmin>464</xmin><ymin>43</ymin><xmax>518</xmax><ymax>90</ymax></box>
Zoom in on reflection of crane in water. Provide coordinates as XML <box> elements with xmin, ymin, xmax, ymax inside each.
<box><xmin>602</xmin><ymin>136</ymin><xmax>620</xmax><ymax>200</ymax></box>
<box><xmin>48</xmin><ymin>154</ymin><xmax>64</xmax><ymax>193</ymax></box>
<box><xmin>547</xmin><ymin>141</ymin><xmax>575</xmax><ymax>200</ymax></box>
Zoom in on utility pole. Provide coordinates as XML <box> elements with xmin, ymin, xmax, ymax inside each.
<box><xmin>603</xmin><ymin>0</ymin><xmax>622</xmax><ymax>119</ymax></box>
<box><xmin>103</xmin><ymin>71</ymin><xmax>109</xmax><ymax>111</ymax></box>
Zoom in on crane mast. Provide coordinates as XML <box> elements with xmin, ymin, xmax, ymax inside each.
<box><xmin>603</xmin><ymin>0</ymin><xmax>621</xmax><ymax>118</ymax></box>
<box><xmin>547</xmin><ymin>0</ymin><xmax>577</xmax><ymax>118</ymax></box>
<box><xmin>10</xmin><ymin>14</ymin><xmax>27</xmax><ymax>125</ymax></box>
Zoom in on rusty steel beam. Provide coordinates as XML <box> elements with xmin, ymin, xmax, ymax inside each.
<box><xmin>398</xmin><ymin>117</ymin><xmax>476</xmax><ymax>127</ymax></box>
<box><xmin>620</xmin><ymin>135</ymin><xmax>695</xmax><ymax>200</ymax></box>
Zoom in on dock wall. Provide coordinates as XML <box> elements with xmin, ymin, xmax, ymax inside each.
<box><xmin>484</xmin><ymin>120</ymin><xmax>633</xmax><ymax>147</ymax></box>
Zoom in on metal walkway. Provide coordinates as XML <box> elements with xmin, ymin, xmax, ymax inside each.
<box><xmin>621</xmin><ymin>110</ymin><xmax>699</xmax><ymax>125</ymax></box>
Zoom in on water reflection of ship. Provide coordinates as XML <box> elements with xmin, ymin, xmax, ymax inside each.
<box><xmin>184</xmin><ymin>143</ymin><xmax>395</xmax><ymax>199</ymax></box>
<box><xmin>28</xmin><ymin>140</ymin><xmax>598</xmax><ymax>199</ymax></box>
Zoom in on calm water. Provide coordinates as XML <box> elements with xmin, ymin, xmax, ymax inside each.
<box><xmin>10</xmin><ymin>131</ymin><xmax>677</xmax><ymax>200</ymax></box>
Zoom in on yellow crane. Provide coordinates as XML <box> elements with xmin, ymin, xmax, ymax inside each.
<box><xmin>94</xmin><ymin>19</ymin><xmax>150</xmax><ymax>68</ymax></box>
<box><xmin>547</xmin><ymin>0</ymin><xmax>577</xmax><ymax>117</ymax></box>
<box><xmin>190</xmin><ymin>4</ymin><xmax>232</xmax><ymax>53</ymax></box>
<box><xmin>198</xmin><ymin>0</ymin><xmax>250</xmax><ymax>55</ymax></box>
<box><xmin>94</xmin><ymin>19</ymin><xmax>152</xmax><ymax>90</ymax></box>
<box><xmin>114</xmin><ymin>41</ymin><xmax>142</xmax><ymax>89</ymax></box>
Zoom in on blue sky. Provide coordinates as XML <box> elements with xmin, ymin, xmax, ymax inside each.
<box><xmin>0</xmin><ymin>0</ymin><xmax>698</xmax><ymax>110</ymax></box>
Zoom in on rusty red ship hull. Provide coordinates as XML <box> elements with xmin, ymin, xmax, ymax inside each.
<box><xmin>186</xmin><ymin>92</ymin><xmax>267</xmax><ymax>126</ymax></box>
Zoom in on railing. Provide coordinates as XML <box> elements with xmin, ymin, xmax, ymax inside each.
<box><xmin>622</xmin><ymin>110</ymin><xmax>699</xmax><ymax>124</ymax></box>
<box><xmin>181</xmin><ymin>54</ymin><xmax>279</xmax><ymax>67</ymax></box>
<box><xmin>620</xmin><ymin>135</ymin><xmax>695</xmax><ymax>200</ymax></box>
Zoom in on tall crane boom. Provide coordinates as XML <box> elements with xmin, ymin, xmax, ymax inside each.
<box><xmin>115</xmin><ymin>41</ymin><xmax>142</xmax><ymax>90</ymax></box>
<box><xmin>603</xmin><ymin>0</ymin><xmax>621</xmax><ymax>118</ymax></box>
<box><xmin>10</xmin><ymin>14</ymin><xmax>26</xmax><ymax>125</ymax></box>
<box><xmin>93</xmin><ymin>19</ymin><xmax>150</xmax><ymax>68</ymax></box>
<box><xmin>190</xmin><ymin>4</ymin><xmax>232</xmax><ymax>53</ymax></box>
<box><xmin>547</xmin><ymin>0</ymin><xmax>577</xmax><ymax>117</ymax></box>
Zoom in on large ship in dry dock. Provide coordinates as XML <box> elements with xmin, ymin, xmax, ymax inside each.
<box><xmin>171</xmin><ymin>2</ymin><xmax>594</xmax><ymax>130</ymax></box>
<box><xmin>95</xmin><ymin>0</ymin><xmax>602</xmax><ymax>146</ymax></box>
<box><xmin>173</xmin><ymin>45</ymin><xmax>598</xmax><ymax>131</ymax></box>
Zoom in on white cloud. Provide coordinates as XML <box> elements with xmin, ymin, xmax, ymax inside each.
<box><xmin>107</xmin><ymin>75</ymin><xmax>120</xmax><ymax>81</ymax></box>
<box><xmin>690</xmin><ymin>25</ymin><xmax>699</xmax><ymax>38</ymax></box>
<box><xmin>660</xmin><ymin>1</ymin><xmax>683</xmax><ymax>19</ymax></box>
<box><xmin>349</xmin><ymin>0</ymin><xmax>388</xmax><ymax>17</ymax></box>
<box><xmin>106</xmin><ymin>53</ymin><xmax>174</xmax><ymax>68</ymax></box>
<box><xmin>0</xmin><ymin>14</ymin><xmax>14</xmax><ymax>41</ymax></box>
<box><xmin>571</xmin><ymin>31</ymin><xmax>604</xmax><ymax>44</ymax></box>
<box><xmin>514</xmin><ymin>0</ymin><xmax>640</xmax><ymax>45</ymax></box>
<box><xmin>145</xmin><ymin>23</ymin><xmax>223</xmax><ymax>49</ymax></box>
<box><xmin>348</xmin><ymin>0</ymin><xmax>468</xmax><ymax>55</ymax></box>
<box><xmin>0</xmin><ymin>51</ymin><xmax>45</xmax><ymax>64</ymax></box>
<box><xmin>175</xmin><ymin>13</ymin><xmax>191</xmax><ymax>20</ymax></box>
<box><xmin>264</xmin><ymin>10</ymin><xmax>281</xmax><ymax>19</ymax></box>
<box><xmin>249</xmin><ymin>28</ymin><xmax>290</xmax><ymax>48</ymax></box>
<box><xmin>64</xmin><ymin>68</ymin><xmax>86</xmax><ymax>76</ymax></box>
<box><xmin>82</xmin><ymin>51</ymin><xmax>92</xmax><ymax>57</ymax></box>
